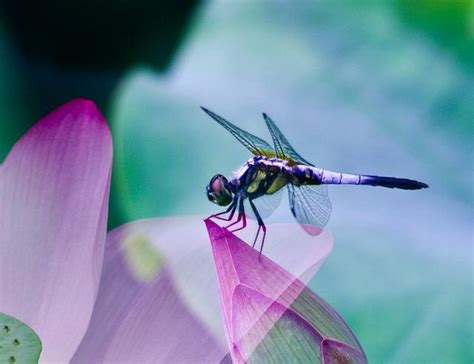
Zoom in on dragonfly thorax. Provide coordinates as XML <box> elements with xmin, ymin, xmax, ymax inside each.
<box><xmin>230</xmin><ymin>156</ymin><xmax>292</xmax><ymax>199</ymax></box>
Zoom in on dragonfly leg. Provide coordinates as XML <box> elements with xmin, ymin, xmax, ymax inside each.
<box><xmin>224</xmin><ymin>198</ymin><xmax>243</xmax><ymax>230</ymax></box>
<box><xmin>249</xmin><ymin>199</ymin><xmax>267</xmax><ymax>258</ymax></box>
<box><xmin>212</xmin><ymin>198</ymin><xmax>237</xmax><ymax>221</ymax></box>
<box><xmin>228</xmin><ymin>198</ymin><xmax>247</xmax><ymax>233</ymax></box>
<box><xmin>258</xmin><ymin>225</ymin><xmax>267</xmax><ymax>259</ymax></box>
<box><xmin>230</xmin><ymin>213</ymin><xmax>247</xmax><ymax>233</ymax></box>
<box><xmin>252</xmin><ymin>225</ymin><xmax>261</xmax><ymax>248</ymax></box>
<box><xmin>224</xmin><ymin>214</ymin><xmax>241</xmax><ymax>230</ymax></box>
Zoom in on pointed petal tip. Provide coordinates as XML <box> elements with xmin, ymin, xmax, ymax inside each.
<box><xmin>204</xmin><ymin>218</ymin><xmax>228</xmax><ymax>244</ymax></box>
<box><xmin>2</xmin><ymin>98</ymin><xmax>113</xmax><ymax>169</ymax></box>
<box><xmin>59</xmin><ymin>99</ymin><xmax>112</xmax><ymax>160</ymax></box>
<box><xmin>50</xmin><ymin>98</ymin><xmax>112</xmax><ymax>152</ymax></box>
<box><xmin>62</xmin><ymin>98</ymin><xmax>109</xmax><ymax>127</ymax></box>
<box><xmin>66</xmin><ymin>97</ymin><xmax>97</xmax><ymax>109</ymax></box>
<box><xmin>28</xmin><ymin>99</ymin><xmax>111</xmax><ymax>142</ymax></box>
<box><xmin>55</xmin><ymin>98</ymin><xmax>100</xmax><ymax>116</ymax></box>
<box><xmin>204</xmin><ymin>216</ymin><xmax>217</xmax><ymax>224</ymax></box>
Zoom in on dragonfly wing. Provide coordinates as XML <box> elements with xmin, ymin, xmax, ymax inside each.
<box><xmin>246</xmin><ymin>188</ymin><xmax>284</xmax><ymax>220</ymax></box>
<box><xmin>201</xmin><ymin>107</ymin><xmax>275</xmax><ymax>157</ymax></box>
<box><xmin>287</xmin><ymin>184</ymin><xmax>332</xmax><ymax>235</ymax></box>
<box><xmin>263</xmin><ymin>113</ymin><xmax>332</xmax><ymax>233</ymax></box>
<box><xmin>262</xmin><ymin>113</ymin><xmax>313</xmax><ymax>165</ymax></box>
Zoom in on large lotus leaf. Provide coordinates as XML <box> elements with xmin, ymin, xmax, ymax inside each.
<box><xmin>110</xmin><ymin>0</ymin><xmax>473</xmax><ymax>362</ymax></box>
<box><xmin>0</xmin><ymin>313</ymin><xmax>42</xmax><ymax>363</ymax></box>
<box><xmin>312</xmin><ymin>228</ymin><xmax>473</xmax><ymax>363</ymax></box>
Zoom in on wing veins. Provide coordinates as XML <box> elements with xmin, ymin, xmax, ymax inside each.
<box><xmin>201</xmin><ymin>107</ymin><xmax>275</xmax><ymax>157</ymax></box>
<box><xmin>262</xmin><ymin>113</ymin><xmax>313</xmax><ymax>166</ymax></box>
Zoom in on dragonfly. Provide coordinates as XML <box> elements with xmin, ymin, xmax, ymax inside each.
<box><xmin>202</xmin><ymin>107</ymin><xmax>428</xmax><ymax>254</ymax></box>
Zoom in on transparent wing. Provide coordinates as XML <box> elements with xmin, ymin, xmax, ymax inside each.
<box><xmin>262</xmin><ymin>113</ymin><xmax>313</xmax><ymax>165</ymax></box>
<box><xmin>246</xmin><ymin>188</ymin><xmax>284</xmax><ymax>220</ymax></box>
<box><xmin>287</xmin><ymin>184</ymin><xmax>332</xmax><ymax>235</ymax></box>
<box><xmin>263</xmin><ymin>113</ymin><xmax>332</xmax><ymax>233</ymax></box>
<box><xmin>201</xmin><ymin>107</ymin><xmax>276</xmax><ymax>157</ymax></box>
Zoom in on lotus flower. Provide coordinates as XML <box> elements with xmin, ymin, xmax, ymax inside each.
<box><xmin>0</xmin><ymin>99</ymin><xmax>366</xmax><ymax>363</ymax></box>
<box><xmin>206</xmin><ymin>219</ymin><xmax>367</xmax><ymax>363</ymax></box>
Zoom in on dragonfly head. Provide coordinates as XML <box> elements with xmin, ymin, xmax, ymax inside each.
<box><xmin>206</xmin><ymin>174</ymin><xmax>233</xmax><ymax>206</ymax></box>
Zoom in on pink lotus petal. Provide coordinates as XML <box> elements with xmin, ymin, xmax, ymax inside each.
<box><xmin>205</xmin><ymin>218</ymin><xmax>367</xmax><ymax>363</ymax></box>
<box><xmin>73</xmin><ymin>216</ymin><xmax>341</xmax><ymax>362</ymax></box>
<box><xmin>72</xmin><ymin>217</ymin><xmax>227</xmax><ymax>363</ymax></box>
<box><xmin>0</xmin><ymin>99</ymin><xmax>112</xmax><ymax>362</ymax></box>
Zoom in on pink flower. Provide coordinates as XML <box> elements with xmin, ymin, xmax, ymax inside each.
<box><xmin>0</xmin><ymin>100</ymin><xmax>224</xmax><ymax>362</ymax></box>
<box><xmin>206</xmin><ymin>219</ymin><xmax>367</xmax><ymax>363</ymax></box>
<box><xmin>0</xmin><ymin>99</ymin><xmax>112</xmax><ymax>361</ymax></box>
<box><xmin>0</xmin><ymin>99</ymin><xmax>366</xmax><ymax>363</ymax></box>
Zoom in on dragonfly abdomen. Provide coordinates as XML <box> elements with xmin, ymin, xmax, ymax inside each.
<box><xmin>314</xmin><ymin>168</ymin><xmax>428</xmax><ymax>190</ymax></box>
<box><xmin>293</xmin><ymin>166</ymin><xmax>361</xmax><ymax>185</ymax></box>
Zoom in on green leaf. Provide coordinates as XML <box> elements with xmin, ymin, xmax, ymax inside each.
<box><xmin>0</xmin><ymin>313</ymin><xmax>42</xmax><ymax>364</ymax></box>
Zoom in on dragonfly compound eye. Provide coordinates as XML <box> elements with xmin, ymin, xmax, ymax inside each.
<box><xmin>207</xmin><ymin>174</ymin><xmax>232</xmax><ymax>206</ymax></box>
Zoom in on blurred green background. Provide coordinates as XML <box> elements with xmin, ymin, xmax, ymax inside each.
<box><xmin>0</xmin><ymin>1</ymin><xmax>472</xmax><ymax>362</ymax></box>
